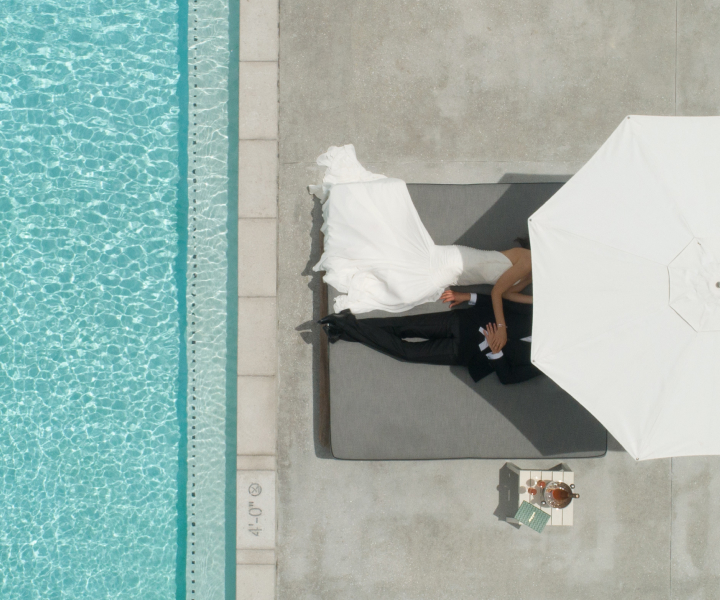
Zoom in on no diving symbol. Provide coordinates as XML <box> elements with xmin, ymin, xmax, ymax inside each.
<box><xmin>248</xmin><ymin>483</ymin><xmax>262</xmax><ymax>497</ymax></box>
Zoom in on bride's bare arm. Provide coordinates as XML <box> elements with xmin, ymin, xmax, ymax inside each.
<box><xmin>501</xmin><ymin>292</ymin><xmax>532</xmax><ymax>304</ymax></box>
<box><xmin>490</xmin><ymin>259</ymin><xmax>532</xmax><ymax>348</ymax></box>
<box><xmin>503</xmin><ymin>275</ymin><xmax>532</xmax><ymax>295</ymax></box>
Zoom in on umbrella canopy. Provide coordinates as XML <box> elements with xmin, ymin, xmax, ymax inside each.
<box><xmin>529</xmin><ymin>116</ymin><xmax>720</xmax><ymax>461</ymax></box>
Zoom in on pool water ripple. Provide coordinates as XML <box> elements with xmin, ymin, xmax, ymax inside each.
<box><xmin>0</xmin><ymin>1</ymin><xmax>182</xmax><ymax>598</ymax></box>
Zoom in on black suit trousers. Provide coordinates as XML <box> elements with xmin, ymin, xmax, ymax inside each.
<box><xmin>334</xmin><ymin>311</ymin><xmax>463</xmax><ymax>366</ymax></box>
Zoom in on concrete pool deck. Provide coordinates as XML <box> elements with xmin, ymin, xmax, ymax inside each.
<box><xmin>239</xmin><ymin>1</ymin><xmax>720</xmax><ymax>598</ymax></box>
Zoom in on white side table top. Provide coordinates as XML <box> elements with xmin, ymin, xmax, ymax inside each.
<box><xmin>517</xmin><ymin>469</ymin><xmax>574</xmax><ymax>526</ymax></box>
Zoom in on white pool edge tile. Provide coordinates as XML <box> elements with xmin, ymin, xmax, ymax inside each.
<box><xmin>236</xmin><ymin>564</ymin><xmax>276</xmax><ymax>600</ymax></box>
<box><xmin>239</xmin><ymin>0</ymin><xmax>279</xmax><ymax>62</ymax></box>
<box><xmin>238</xmin><ymin>4</ymin><xmax>278</xmax><ymax>600</ymax></box>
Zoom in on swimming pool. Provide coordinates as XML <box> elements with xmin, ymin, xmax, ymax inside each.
<box><xmin>0</xmin><ymin>0</ymin><xmax>237</xmax><ymax>597</ymax></box>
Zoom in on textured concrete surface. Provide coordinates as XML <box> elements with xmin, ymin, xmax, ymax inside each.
<box><xmin>677</xmin><ymin>0</ymin><xmax>720</xmax><ymax>115</ymax></box>
<box><xmin>279</xmin><ymin>0</ymin><xmax>676</xmax><ymax>167</ymax></box>
<box><xmin>671</xmin><ymin>457</ymin><xmax>720</xmax><ymax>598</ymax></box>
<box><xmin>275</xmin><ymin>1</ymin><xmax>720</xmax><ymax>598</ymax></box>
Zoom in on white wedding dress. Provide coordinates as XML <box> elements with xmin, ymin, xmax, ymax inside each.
<box><xmin>310</xmin><ymin>145</ymin><xmax>512</xmax><ymax>314</ymax></box>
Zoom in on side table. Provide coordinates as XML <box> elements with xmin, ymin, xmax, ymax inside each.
<box><xmin>504</xmin><ymin>462</ymin><xmax>575</xmax><ymax>527</ymax></box>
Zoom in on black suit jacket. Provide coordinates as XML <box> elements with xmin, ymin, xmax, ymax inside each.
<box><xmin>455</xmin><ymin>294</ymin><xmax>541</xmax><ymax>385</ymax></box>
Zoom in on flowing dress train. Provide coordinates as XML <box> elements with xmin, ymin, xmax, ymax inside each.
<box><xmin>310</xmin><ymin>145</ymin><xmax>511</xmax><ymax>314</ymax></box>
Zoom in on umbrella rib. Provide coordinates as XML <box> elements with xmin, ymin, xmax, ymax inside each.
<box><xmin>631</xmin><ymin>130</ymin><xmax>699</xmax><ymax>239</ymax></box>
<box><xmin>636</xmin><ymin>332</ymin><xmax>700</xmax><ymax>460</ymax></box>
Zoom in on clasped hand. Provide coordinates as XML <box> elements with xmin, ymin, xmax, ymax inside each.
<box><xmin>440</xmin><ymin>289</ymin><xmax>470</xmax><ymax>308</ymax></box>
<box><xmin>484</xmin><ymin>322</ymin><xmax>507</xmax><ymax>353</ymax></box>
<box><xmin>442</xmin><ymin>290</ymin><xmax>508</xmax><ymax>352</ymax></box>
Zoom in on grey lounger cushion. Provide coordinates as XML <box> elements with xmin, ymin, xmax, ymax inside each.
<box><xmin>328</xmin><ymin>183</ymin><xmax>607</xmax><ymax>460</ymax></box>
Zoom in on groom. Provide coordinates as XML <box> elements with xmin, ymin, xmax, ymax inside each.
<box><xmin>320</xmin><ymin>293</ymin><xmax>541</xmax><ymax>385</ymax></box>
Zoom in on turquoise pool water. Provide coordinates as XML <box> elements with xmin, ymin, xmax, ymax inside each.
<box><xmin>0</xmin><ymin>1</ymin><xmax>184</xmax><ymax>598</ymax></box>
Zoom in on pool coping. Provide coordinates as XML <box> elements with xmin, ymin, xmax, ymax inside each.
<box><xmin>236</xmin><ymin>0</ymin><xmax>280</xmax><ymax>598</ymax></box>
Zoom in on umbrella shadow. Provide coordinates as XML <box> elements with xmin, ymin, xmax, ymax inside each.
<box><xmin>449</xmin><ymin>365</ymin><xmax>607</xmax><ymax>457</ymax></box>
<box><xmin>409</xmin><ymin>178</ymin><xmax>608</xmax><ymax>457</ymax></box>
<box><xmin>494</xmin><ymin>463</ymin><xmax>522</xmax><ymax>528</ymax></box>
<box><xmin>297</xmin><ymin>193</ymin><xmax>334</xmax><ymax>459</ymax></box>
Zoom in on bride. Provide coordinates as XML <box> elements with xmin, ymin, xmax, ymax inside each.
<box><xmin>310</xmin><ymin>144</ymin><xmax>532</xmax><ymax>349</ymax></box>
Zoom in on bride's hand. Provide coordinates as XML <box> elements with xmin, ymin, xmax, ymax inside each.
<box><xmin>441</xmin><ymin>290</ymin><xmax>470</xmax><ymax>308</ymax></box>
<box><xmin>485</xmin><ymin>323</ymin><xmax>508</xmax><ymax>353</ymax></box>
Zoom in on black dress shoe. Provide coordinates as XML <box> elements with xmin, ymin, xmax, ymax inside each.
<box><xmin>318</xmin><ymin>309</ymin><xmax>353</xmax><ymax>326</ymax></box>
<box><xmin>322</xmin><ymin>323</ymin><xmax>343</xmax><ymax>343</ymax></box>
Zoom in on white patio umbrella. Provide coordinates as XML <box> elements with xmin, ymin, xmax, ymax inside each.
<box><xmin>529</xmin><ymin>116</ymin><xmax>720</xmax><ymax>461</ymax></box>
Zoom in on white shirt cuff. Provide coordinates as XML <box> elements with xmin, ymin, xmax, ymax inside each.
<box><xmin>487</xmin><ymin>351</ymin><xmax>504</xmax><ymax>360</ymax></box>
<box><xmin>468</xmin><ymin>293</ymin><xmax>477</xmax><ymax>306</ymax></box>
